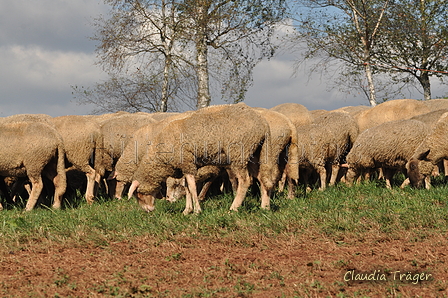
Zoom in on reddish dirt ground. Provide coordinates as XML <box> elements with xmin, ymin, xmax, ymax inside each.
<box><xmin>0</xmin><ymin>233</ymin><xmax>447</xmax><ymax>297</ymax></box>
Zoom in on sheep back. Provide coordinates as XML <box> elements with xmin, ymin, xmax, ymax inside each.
<box><xmin>270</xmin><ymin>103</ymin><xmax>313</xmax><ymax>128</ymax></box>
<box><xmin>355</xmin><ymin>99</ymin><xmax>430</xmax><ymax>132</ymax></box>
<box><xmin>129</xmin><ymin>103</ymin><xmax>269</xmax><ymax>194</ymax></box>
<box><xmin>347</xmin><ymin>119</ymin><xmax>430</xmax><ymax>172</ymax></box>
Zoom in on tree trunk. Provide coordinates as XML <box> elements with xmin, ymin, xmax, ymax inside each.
<box><xmin>160</xmin><ymin>54</ymin><xmax>171</xmax><ymax>112</ymax></box>
<box><xmin>195</xmin><ymin>5</ymin><xmax>211</xmax><ymax>109</ymax></box>
<box><xmin>419</xmin><ymin>71</ymin><xmax>431</xmax><ymax>100</ymax></box>
<box><xmin>364</xmin><ymin>61</ymin><xmax>378</xmax><ymax>107</ymax></box>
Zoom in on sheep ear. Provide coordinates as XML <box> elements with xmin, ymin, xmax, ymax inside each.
<box><xmin>417</xmin><ymin>150</ymin><xmax>430</xmax><ymax>161</ymax></box>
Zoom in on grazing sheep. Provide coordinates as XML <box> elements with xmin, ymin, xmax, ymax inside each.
<box><xmin>99</xmin><ymin>113</ymin><xmax>157</xmax><ymax>198</ymax></box>
<box><xmin>409</xmin><ymin>109</ymin><xmax>448</xmax><ymax>180</ymax></box>
<box><xmin>116</xmin><ymin>103</ymin><xmax>270</xmax><ymax>214</ymax></box>
<box><xmin>294</xmin><ymin>112</ymin><xmax>359</xmax><ymax>191</ymax></box>
<box><xmin>165</xmin><ymin>165</ymin><xmax>224</xmax><ymax>202</ymax></box>
<box><xmin>253</xmin><ymin>108</ymin><xmax>300</xmax><ymax>200</ymax></box>
<box><xmin>355</xmin><ymin>99</ymin><xmax>430</xmax><ymax>132</ymax></box>
<box><xmin>407</xmin><ymin>112</ymin><xmax>448</xmax><ymax>188</ymax></box>
<box><xmin>314</xmin><ymin>112</ymin><xmax>359</xmax><ymax>184</ymax></box>
<box><xmin>113</xmin><ymin>112</ymin><xmax>193</xmax><ymax>198</ymax></box>
<box><xmin>0</xmin><ymin>121</ymin><xmax>66</xmax><ymax>211</ymax></box>
<box><xmin>346</xmin><ymin>119</ymin><xmax>430</xmax><ymax>189</ymax></box>
<box><xmin>270</xmin><ymin>103</ymin><xmax>313</xmax><ymax>128</ymax></box>
<box><xmin>51</xmin><ymin>115</ymin><xmax>103</xmax><ymax>204</ymax></box>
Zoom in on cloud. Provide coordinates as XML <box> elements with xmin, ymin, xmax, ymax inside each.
<box><xmin>0</xmin><ymin>45</ymin><xmax>105</xmax><ymax>116</ymax></box>
<box><xmin>243</xmin><ymin>53</ymin><xmax>367</xmax><ymax>111</ymax></box>
<box><xmin>0</xmin><ymin>1</ymin><xmax>444</xmax><ymax>117</ymax></box>
<box><xmin>0</xmin><ymin>0</ymin><xmax>107</xmax><ymax>52</ymax></box>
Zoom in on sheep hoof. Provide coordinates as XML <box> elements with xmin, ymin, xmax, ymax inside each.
<box><xmin>182</xmin><ymin>208</ymin><xmax>193</xmax><ymax>215</ymax></box>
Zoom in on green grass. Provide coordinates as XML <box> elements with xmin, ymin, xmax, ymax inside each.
<box><xmin>1</xmin><ymin>178</ymin><xmax>448</xmax><ymax>250</ymax></box>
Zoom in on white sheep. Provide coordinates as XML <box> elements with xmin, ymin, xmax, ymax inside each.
<box><xmin>0</xmin><ymin>121</ymin><xmax>66</xmax><ymax>211</ymax></box>
<box><xmin>51</xmin><ymin>115</ymin><xmax>103</xmax><ymax>204</ymax></box>
<box><xmin>355</xmin><ymin>99</ymin><xmax>430</xmax><ymax>132</ymax></box>
<box><xmin>116</xmin><ymin>103</ymin><xmax>271</xmax><ymax>214</ymax></box>
<box><xmin>407</xmin><ymin>112</ymin><xmax>448</xmax><ymax>188</ymax></box>
<box><xmin>346</xmin><ymin>119</ymin><xmax>430</xmax><ymax>189</ymax></box>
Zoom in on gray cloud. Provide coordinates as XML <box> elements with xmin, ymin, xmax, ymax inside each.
<box><xmin>0</xmin><ymin>2</ymin><xmax>445</xmax><ymax>117</ymax></box>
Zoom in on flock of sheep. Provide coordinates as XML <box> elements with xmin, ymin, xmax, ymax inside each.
<box><xmin>1</xmin><ymin>98</ymin><xmax>448</xmax><ymax>213</ymax></box>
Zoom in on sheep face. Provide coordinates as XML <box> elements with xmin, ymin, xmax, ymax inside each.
<box><xmin>406</xmin><ymin>159</ymin><xmax>424</xmax><ymax>188</ymax></box>
<box><xmin>344</xmin><ymin>167</ymin><xmax>358</xmax><ymax>186</ymax></box>
<box><xmin>165</xmin><ymin>177</ymin><xmax>186</xmax><ymax>202</ymax></box>
<box><xmin>136</xmin><ymin>191</ymin><xmax>158</xmax><ymax>212</ymax></box>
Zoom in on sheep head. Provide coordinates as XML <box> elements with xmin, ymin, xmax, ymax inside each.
<box><xmin>406</xmin><ymin>159</ymin><xmax>424</xmax><ymax>188</ymax></box>
<box><xmin>407</xmin><ymin>150</ymin><xmax>430</xmax><ymax>189</ymax></box>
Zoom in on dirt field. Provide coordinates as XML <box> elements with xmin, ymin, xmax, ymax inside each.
<box><xmin>0</xmin><ymin>232</ymin><xmax>447</xmax><ymax>297</ymax></box>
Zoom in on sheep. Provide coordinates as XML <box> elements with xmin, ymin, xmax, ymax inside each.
<box><xmin>0</xmin><ymin>121</ymin><xmax>66</xmax><ymax>211</ymax></box>
<box><xmin>410</xmin><ymin>109</ymin><xmax>448</xmax><ymax>129</ymax></box>
<box><xmin>3</xmin><ymin>113</ymin><xmax>54</xmax><ymax>124</ymax></box>
<box><xmin>51</xmin><ymin>115</ymin><xmax>103</xmax><ymax>204</ymax></box>
<box><xmin>354</xmin><ymin>99</ymin><xmax>430</xmax><ymax>132</ymax></box>
<box><xmin>314</xmin><ymin>112</ymin><xmax>359</xmax><ymax>183</ymax></box>
<box><xmin>99</xmin><ymin>113</ymin><xmax>157</xmax><ymax>198</ymax></box>
<box><xmin>166</xmin><ymin>108</ymin><xmax>300</xmax><ymax>203</ymax></box>
<box><xmin>115</xmin><ymin>103</ymin><xmax>271</xmax><ymax>214</ymax></box>
<box><xmin>407</xmin><ymin>112</ymin><xmax>448</xmax><ymax>188</ymax></box>
<box><xmin>113</xmin><ymin>112</ymin><xmax>193</xmax><ymax>198</ymax></box>
<box><xmin>165</xmin><ymin>165</ymin><xmax>224</xmax><ymax>202</ymax></box>
<box><xmin>0</xmin><ymin>114</ymin><xmax>57</xmax><ymax>202</ymax></box>
<box><xmin>346</xmin><ymin>119</ymin><xmax>430</xmax><ymax>189</ymax></box>
<box><xmin>410</xmin><ymin>109</ymin><xmax>448</xmax><ymax>180</ymax></box>
<box><xmin>294</xmin><ymin>112</ymin><xmax>359</xmax><ymax>191</ymax></box>
<box><xmin>422</xmin><ymin>98</ymin><xmax>448</xmax><ymax>112</ymax></box>
<box><xmin>270</xmin><ymin>103</ymin><xmax>313</xmax><ymax>128</ymax></box>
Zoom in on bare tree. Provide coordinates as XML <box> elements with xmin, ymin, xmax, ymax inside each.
<box><xmin>377</xmin><ymin>0</ymin><xmax>448</xmax><ymax>100</ymax></box>
<box><xmin>292</xmin><ymin>0</ymin><xmax>390</xmax><ymax>106</ymax></box>
<box><xmin>74</xmin><ymin>0</ymin><xmax>287</xmax><ymax>112</ymax></box>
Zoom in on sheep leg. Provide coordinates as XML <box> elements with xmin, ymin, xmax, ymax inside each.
<box><xmin>43</xmin><ymin>168</ymin><xmax>66</xmax><ymax>210</ymax></box>
<box><xmin>128</xmin><ymin>180</ymin><xmax>140</xmax><ymax>199</ymax></box>
<box><xmin>444</xmin><ymin>159</ymin><xmax>448</xmax><ymax>180</ymax></box>
<box><xmin>229</xmin><ymin>170</ymin><xmax>251</xmax><ymax>211</ymax></box>
<box><xmin>198</xmin><ymin>179</ymin><xmax>214</xmax><ymax>201</ymax></box>
<box><xmin>329</xmin><ymin>164</ymin><xmax>339</xmax><ymax>186</ymax></box>
<box><xmin>84</xmin><ymin>168</ymin><xmax>97</xmax><ymax>204</ymax></box>
<box><xmin>185</xmin><ymin>174</ymin><xmax>201</xmax><ymax>214</ymax></box>
<box><xmin>226</xmin><ymin>169</ymin><xmax>238</xmax><ymax>194</ymax></box>
<box><xmin>25</xmin><ymin>175</ymin><xmax>44</xmax><ymax>211</ymax></box>
<box><xmin>183</xmin><ymin>186</ymin><xmax>193</xmax><ymax>215</ymax></box>
<box><xmin>316</xmin><ymin>165</ymin><xmax>327</xmax><ymax>191</ymax></box>
<box><xmin>383</xmin><ymin>168</ymin><xmax>395</xmax><ymax>189</ymax></box>
<box><xmin>259</xmin><ymin>182</ymin><xmax>272</xmax><ymax>210</ymax></box>
<box><xmin>286</xmin><ymin>176</ymin><xmax>297</xmax><ymax>200</ymax></box>
<box><xmin>400</xmin><ymin>178</ymin><xmax>410</xmax><ymax>189</ymax></box>
<box><xmin>425</xmin><ymin>176</ymin><xmax>432</xmax><ymax>189</ymax></box>
<box><xmin>277</xmin><ymin>170</ymin><xmax>287</xmax><ymax>192</ymax></box>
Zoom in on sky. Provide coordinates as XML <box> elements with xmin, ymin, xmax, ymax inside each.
<box><xmin>0</xmin><ymin>1</ymin><xmax>446</xmax><ymax>117</ymax></box>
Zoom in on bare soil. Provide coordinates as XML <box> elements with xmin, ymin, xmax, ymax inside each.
<box><xmin>1</xmin><ymin>232</ymin><xmax>447</xmax><ymax>297</ymax></box>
